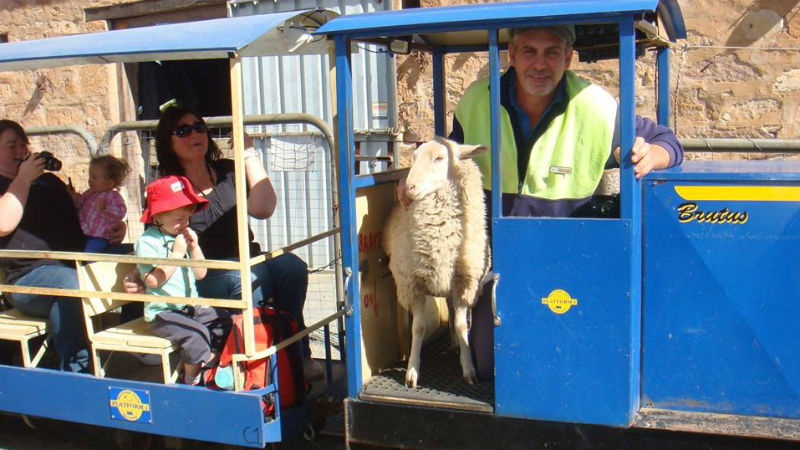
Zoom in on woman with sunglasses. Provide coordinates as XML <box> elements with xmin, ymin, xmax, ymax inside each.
<box><xmin>131</xmin><ymin>105</ymin><xmax>322</xmax><ymax>379</ymax></box>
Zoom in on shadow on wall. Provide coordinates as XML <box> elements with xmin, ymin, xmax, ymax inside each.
<box><xmin>725</xmin><ymin>1</ymin><xmax>799</xmax><ymax>47</ymax></box>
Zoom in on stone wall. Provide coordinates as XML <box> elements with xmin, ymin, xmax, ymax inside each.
<box><xmin>396</xmin><ymin>0</ymin><xmax>800</xmax><ymax>162</ymax></box>
<box><xmin>0</xmin><ymin>1</ymin><xmax>141</xmax><ymax>176</ymax></box>
<box><xmin>1</xmin><ymin>1</ymin><xmax>153</xmax><ymax>238</ymax></box>
<box><xmin>2</xmin><ymin>0</ymin><xmax>798</xmax><ymax>178</ymax></box>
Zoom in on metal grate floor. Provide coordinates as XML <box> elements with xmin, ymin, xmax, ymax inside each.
<box><xmin>360</xmin><ymin>332</ymin><xmax>494</xmax><ymax>412</ymax></box>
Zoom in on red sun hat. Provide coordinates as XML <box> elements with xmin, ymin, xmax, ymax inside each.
<box><xmin>141</xmin><ymin>175</ymin><xmax>208</xmax><ymax>224</ymax></box>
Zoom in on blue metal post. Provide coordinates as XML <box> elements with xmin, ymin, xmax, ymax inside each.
<box><xmin>334</xmin><ymin>35</ymin><xmax>363</xmax><ymax>398</ymax></box>
<box><xmin>488</xmin><ymin>27</ymin><xmax>502</xmax><ymax>226</ymax></box>
<box><xmin>656</xmin><ymin>45</ymin><xmax>671</xmax><ymax>127</ymax></box>
<box><xmin>618</xmin><ymin>15</ymin><xmax>641</xmax><ymax>419</ymax></box>
<box><xmin>433</xmin><ymin>47</ymin><xmax>446</xmax><ymax>137</ymax></box>
<box><xmin>619</xmin><ymin>17</ymin><xmax>638</xmax><ymax>221</ymax></box>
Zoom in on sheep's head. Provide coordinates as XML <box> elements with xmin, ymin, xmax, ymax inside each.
<box><xmin>404</xmin><ymin>137</ymin><xmax>486</xmax><ymax>201</ymax></box>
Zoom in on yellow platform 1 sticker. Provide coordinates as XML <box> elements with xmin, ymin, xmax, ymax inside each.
<box><xmin>109</xmin><ymin>387</ymin><xmax>152</xmax><ymax>423</ymax></box>
<box><xmin>542</xmin><ymin>289</ymin><xmax>578</xmax><ymax>314</ymax></box>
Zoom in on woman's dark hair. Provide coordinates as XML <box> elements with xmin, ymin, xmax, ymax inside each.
<box><xmin>154</xmin><ymin>105</ymin><xmax>221</xmax><ymax>176</ymax></box>
<box><xmin>0</xmin><ymin>120</ymin><xmax>29</xmax><ymax>144</ymax></box>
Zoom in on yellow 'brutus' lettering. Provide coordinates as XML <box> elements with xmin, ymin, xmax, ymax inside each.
<box><xmin>677</xmin><ymin>202</ymin><xmax>748</xmax><ymax>224</ymax></box>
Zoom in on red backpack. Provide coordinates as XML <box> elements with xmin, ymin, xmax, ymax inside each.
<box><xmin>205</xmin><ymin>306</ymin><xmax>306</xmax><ymax>416</ymax></box>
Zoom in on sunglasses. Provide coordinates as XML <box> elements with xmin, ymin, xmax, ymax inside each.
<box><xmin>173</xmin><ymin>121</ymin><xmax>208</xmax><ymax>138</ymax></box>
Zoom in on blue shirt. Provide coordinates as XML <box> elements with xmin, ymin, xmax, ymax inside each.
<box><xmin>506</xmin><ymin>72</ymin><xmax>571</xmax><ymax>185</ymax></box>
<box><xmin>507</xmin><ymin>72</ymin><xmax>567</xmax><ymax>146</ymax></box>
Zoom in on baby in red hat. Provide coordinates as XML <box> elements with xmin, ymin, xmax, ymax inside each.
<box><xmin>135</xmin><ymin>175</ymin><xmax>230</xmax><ymax>385</ymax></box>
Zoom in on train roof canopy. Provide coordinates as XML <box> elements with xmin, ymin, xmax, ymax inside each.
<box><xmin>0</xmin><ymin>9</ymin><xmax>336</xmax><ymax>72</ymax></box>
<box><xmin>316</xmin><ymin>0</ymin><xmax>685</xmax><ymax>53</ymax></box>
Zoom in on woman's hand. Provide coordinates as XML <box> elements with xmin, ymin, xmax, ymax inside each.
<box><xmin>226</xmin><ymin>131</ymin><xmax>255</xmax><ymax>154</ymax></box>
<box><xmin>16</xmin><ymin>153</ymin><xmax>44</xmax><ymax>184</ymax></box>
<box><xmin>226</xmin><ymin>131</ymin><xmax>277</xmax><ymax>219</ymax></box>
<box><xmin>0</xmin><ymin>154</ymin><xmax>44</xmax><ymax>236</ymax></box>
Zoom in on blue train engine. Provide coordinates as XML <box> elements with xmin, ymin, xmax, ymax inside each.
<box><xmin>317</xmin><ymin>0</ymin><xmax>800</xmax><ymax>448</ymax></box>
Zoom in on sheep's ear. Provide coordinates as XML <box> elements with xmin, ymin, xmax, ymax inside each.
<box><xmin>458</xmin><ymin>144</ymin><xmax>488</xmax><ymax>159</ymax></box>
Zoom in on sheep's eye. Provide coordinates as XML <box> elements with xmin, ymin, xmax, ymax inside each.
<box><xmin>434</xmin><ymin>156</ymin><xmax>444</xmax><ymax>162</ymax></box>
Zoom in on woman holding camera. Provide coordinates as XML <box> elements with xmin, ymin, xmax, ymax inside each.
<box><xmin>0</xmin><ymin>119</ymin><xmax>125</xmax><ymax>372</ymax></box>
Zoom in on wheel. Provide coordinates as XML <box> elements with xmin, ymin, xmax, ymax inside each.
<box><xmin>20</xmin><ymin>414</ymin><xmax>37</xmax><ymax>430</ymax></box>
<box><xmin>113</xmin><ymin>429</ymin><xmax>153</xmax><ymax>450</ymax></box>
<box><xmin>162</xmin><ymin>435</ymin><xmax>185</xmax><ymax>449</ymax></box>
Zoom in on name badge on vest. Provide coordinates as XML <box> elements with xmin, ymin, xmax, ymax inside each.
<box><xmin>550</xmin><ymin>165</ymin><xmax>573</xmax><ymax>175</ymax></box>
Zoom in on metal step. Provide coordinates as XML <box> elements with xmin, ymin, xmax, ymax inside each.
<box><xmin>360</xmin><ymin>332</ymin><xmax>493</xmax><ymax>412</ymax></box>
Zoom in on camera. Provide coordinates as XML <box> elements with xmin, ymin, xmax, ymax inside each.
<box><xmin>36</xmin><ymin>151</ymin><xmax>62</xmax><ymax>171</ymax></box>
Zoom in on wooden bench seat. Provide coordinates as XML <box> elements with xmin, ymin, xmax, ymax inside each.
<box><xmin>78</xmin><ymin>261</ymin><xmax>180</xmax><ymax>383</ymax></box>
<box><xmin>0</xmin><ymin>307</ymin><xmax>49</xmax><ymax>367</ymax></box>
<box><xmin>0</xmin><ymin>267</ymin><xmax>50</xmax><ymax>368</ymax></box>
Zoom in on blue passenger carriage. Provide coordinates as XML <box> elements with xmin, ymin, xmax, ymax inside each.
<box><xmin>0</xmin><ymin>9</ymin><xmax>343</xmax><ymax>448</ymax></box>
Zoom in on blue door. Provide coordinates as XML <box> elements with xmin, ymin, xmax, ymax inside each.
<box><xmin>493</xmin><ymin>217</ymin><xmax>636</xmax><ymax>426</ymax></box>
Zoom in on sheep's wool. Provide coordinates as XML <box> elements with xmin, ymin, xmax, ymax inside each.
<box><xmin>383</xmin><ymin>139</ymin><xmax>490</xmax><ymax>387</ymax></box>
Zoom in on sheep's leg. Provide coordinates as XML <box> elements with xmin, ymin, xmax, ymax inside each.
<box><xmin>447</xmin><ymin>297</ymin><xmax>458</xmax><ymax>349</ymax></box>
<box><xmin>453</xmin><ymin>301</ymin><xmax>477</xmax><ymax>385</ymax></box>
<box><xmin>406</xmin><ymin>299</ymin><xmax>427</xmax><ymax>389</ymax></box>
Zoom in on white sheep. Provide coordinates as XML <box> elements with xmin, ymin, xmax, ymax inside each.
<box><xmin>383</xmin><ymin>137</ymin><xmax>490</xmax><ymax>388</ymax></box>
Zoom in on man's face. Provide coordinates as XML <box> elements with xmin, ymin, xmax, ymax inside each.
<box><xmin>509</xmin><ymin>29</ymin><xmax>573</xmax><ymax>100</ymax></box>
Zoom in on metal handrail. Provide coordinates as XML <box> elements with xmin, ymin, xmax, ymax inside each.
<box><xmin>232</xmin><ymin>309</ymin><xmax>345</xmax><ymax>363</ymax></box>
<box><xmin>99</xmin><ymin>113</ymin><xmax>334</xmax><ymax>155</ymax></box>
<box><xmin>26</xmin><ymin>124</ymin><xmax>99</xmax><ymax>155</ymax></box>
<box><xmin>680</xmin><ymin>138</ymin><xmax>800</xmax><ymax>153</ymax></box>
